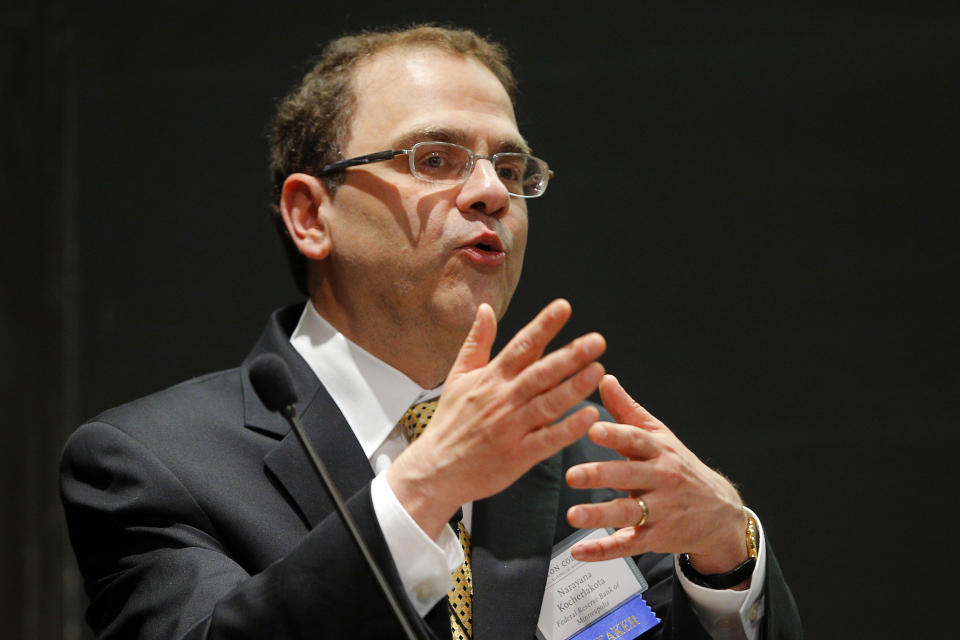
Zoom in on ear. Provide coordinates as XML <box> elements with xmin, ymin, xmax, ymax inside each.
<box><xmin>279</xmin><ymin>173</ymin><xmax>333</xmax><ymax>261</ymax></box>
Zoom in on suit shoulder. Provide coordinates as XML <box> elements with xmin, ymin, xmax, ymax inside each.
<box><xmin>78</xmin><ymin>367</ymin><xmax>244</xmax><ymax>441</ymax></box>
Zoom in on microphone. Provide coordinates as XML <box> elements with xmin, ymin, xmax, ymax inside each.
<box><xmin>248</xmin><ymin>353</ymin><xmax>298</xmax><ymax>412</ymax></box>
<box><xmin>248</xmin><ymin>353</ymin><xmax>427</xmax><ymax>640</ymax></box>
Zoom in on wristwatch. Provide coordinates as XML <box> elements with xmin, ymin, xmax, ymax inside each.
<box><xmin>679</xmin><ymin>513</ymin><xmax>759</xmax><ymax>590</ymax></box>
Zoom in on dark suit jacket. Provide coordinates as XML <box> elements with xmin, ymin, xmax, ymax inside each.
<box><xmin>60</xmin><ymin>304</ymin><xmax>801</xmax><ymax>639</ymax></box>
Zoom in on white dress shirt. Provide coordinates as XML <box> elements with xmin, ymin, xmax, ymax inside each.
<box><xmin>290</xmin><ymin>301</ymin><xmax>765</xmax><ymax>639</ymax></box>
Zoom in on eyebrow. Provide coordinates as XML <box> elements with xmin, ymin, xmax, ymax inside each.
<box><xmin>393</xmin><ymin>126</ymin><xmax>532</xmax><ymax>155</ymax></box>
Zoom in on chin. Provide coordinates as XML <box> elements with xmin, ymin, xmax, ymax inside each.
<box><xmin>435</xmin><ymin>287</ymin><xmax>512</xmax><ymax>330</ymax></box>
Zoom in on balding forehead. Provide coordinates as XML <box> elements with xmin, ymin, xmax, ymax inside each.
<box><xmin>344</xmin><ymin>48</ymin><xmax>521</xmax><ymax>155</ymax></box>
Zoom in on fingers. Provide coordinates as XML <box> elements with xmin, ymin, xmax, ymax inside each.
<box><xmin>518</xmin><ymin>362</ymin><xmax>603</xmax><ymax>425</ymax></box>
<box><xmin>585</xmin><ymin>421</ymin><xmax>659</xmax><ymax>460</ymax></box>
<box><xmin>570</xmin><ymin>527</ymin><xmax>645</xmax><ymax>562</ymax></box>
<box><xmin>566</xmin><ymin>496</ymin><xmax>650</xmax><ymax>530</ymax></box>
<box><xmin>457</xmin><ymin>300</ymin><xmax>606</xmax><ymax>419</ymax></box>
<box><xmin>566</xmin><ymin>458</ymin><xmax>655</xmax><ymax>491</ymax></box>
<box><xmin>513</xmin><ymin>331</ymin><xmax>606</xmax><ymax>400</ymax></box>
<box><xmin>495</xmin><ymin>299</ymin><xmax>572</xmax><ymax>376</ymax></box>
<box><xmin>522</xmin><ymin>404</ymin><xmax>598</xmax><ymax>459</ymax></box>
<box><xmin>599</xmin><ymin>375</ymin><xmax>661</xmax><ymax>431</ymax></box>
<box><xmin>448</xmin><ymin>303</ymin><xmax>498</xmax><ymax>378</ymax></box>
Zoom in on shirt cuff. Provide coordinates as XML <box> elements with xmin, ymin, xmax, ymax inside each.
<box><xmin>674</xmin><ymin>507</ymin><xmax>767</xmax><ymax>640</ymax></box>
<box><xmin>371</xmin><ymin>472</ymin><xmax>464</xmax><ymax>616</ymax></box>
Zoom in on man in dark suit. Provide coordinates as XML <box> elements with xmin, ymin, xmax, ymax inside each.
<box><xmin>61</xmin><ymin>25</ymin><xmax>800</xmax><ymax>639</ymax></box>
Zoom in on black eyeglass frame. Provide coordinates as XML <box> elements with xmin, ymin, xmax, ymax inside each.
<box><xmin>316</xmin><ymin>141</ymin><xmax>554</xmax><ymax>199</ymax></box>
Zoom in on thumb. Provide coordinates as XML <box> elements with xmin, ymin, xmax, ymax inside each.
<box><xmin>448</xmin><ymin>303</ymin><xmax>497</xmax><ymax>379</ymax></box>
<box><xmin>599</xmin><ymin>374</ymin><xmax>660</xmax><ymax>430</ymax></box>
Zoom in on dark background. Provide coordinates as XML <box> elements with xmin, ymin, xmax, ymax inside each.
<box><xmin>4</xmin><ymin>1</ymin><xmax>957</xmax><ymax>638</ymax></box>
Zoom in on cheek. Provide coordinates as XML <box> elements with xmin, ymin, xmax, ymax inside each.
<box><xmin>508</xmin><ymin>209</ymin><xmax>529</xmax><ymax>266</ymax></box>
<box><xmin>414</xmin><ymin>191</ymin><xmax>462</xmax><ymax>239</ymax></box>
<box><xmin>334</xmin><ymin>194</ymin><xmax>428</xmax><ymax>259</ymax></box>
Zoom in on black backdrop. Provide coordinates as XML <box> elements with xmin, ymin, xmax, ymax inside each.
<box><xmin>4</xmin><ymin>1</ymin><xmax>957</xmax><ymax>638</ymax></box>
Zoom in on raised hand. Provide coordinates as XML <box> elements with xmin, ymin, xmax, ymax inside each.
<box><xmin>387</xmin><ymin>299</ymin><xmax>606</xmax><ymax>539</ymax></box>
<box><xmin>565</xmin><ymin>375</ymin><xmax>751</xmax><ymax>583</ymax></box>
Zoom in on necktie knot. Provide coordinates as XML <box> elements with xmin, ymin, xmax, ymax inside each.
<box><xmin>400</xmin><ymin>399</ymin><xmax>438</xmax><ymax>443</ymax></box>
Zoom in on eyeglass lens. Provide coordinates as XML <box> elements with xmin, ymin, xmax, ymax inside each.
<box><xmin>410</xmin><ymin>143</ymin><xmax>548</xmax><ymax>197</ymax></box>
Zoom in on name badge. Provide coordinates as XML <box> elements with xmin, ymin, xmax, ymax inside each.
<box><xmin>536</xmin><ymin>528</ymin><xmax>660</xmax><ymax>640</ymax></box>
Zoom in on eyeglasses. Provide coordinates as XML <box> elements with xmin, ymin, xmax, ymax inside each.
<box><xmin>317</xmin><ymin>141</ymin><xmax>554</xmax><ymax>198</ymax></box>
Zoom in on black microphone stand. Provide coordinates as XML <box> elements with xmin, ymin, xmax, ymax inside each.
<box><xmin>250</xmin><ymin>352</ymin><xmax>430</xmax><ymax>639</ymax></box>
<box><xmin>279</xmin><ymin>403</ymin><xmax>426</xmax><ymax>640</ymax></box>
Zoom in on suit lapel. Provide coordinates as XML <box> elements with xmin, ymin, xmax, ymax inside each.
<box><xmin>242</xmin><ymin>304</ymin><xmax>374</xmax><ymax>529</ymax></box>
<box><xmin>471</xmin><ymin>453</ymin><xmax>562</xmax><ymax>639</ymax></box>
<box><xmin>262</xmin><ymin>386</ymin><xmax>374</xmax><ymax>528</ymax></box>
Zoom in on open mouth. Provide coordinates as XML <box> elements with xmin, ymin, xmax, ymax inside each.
<box><xmin>468</xmin><ymin>232</ymin><xmax>503</xmax><ymax>253</ymax></box>
<box><xmin>461</xmin><ymin>234</ymin><xmax>505</xmax><ymax>266</ymax></box>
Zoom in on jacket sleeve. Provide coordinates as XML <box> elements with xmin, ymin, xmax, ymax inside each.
<box><xmin>60</xmin><ymin>420</ymin><xmax>435</xmax><ymax>640</ymax></box>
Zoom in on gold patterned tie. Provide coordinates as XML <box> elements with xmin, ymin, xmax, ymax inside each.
<box><xmin>400</xmin><ymin>400</ymin><xmax>473</xmax><ymax>640</ymax></box>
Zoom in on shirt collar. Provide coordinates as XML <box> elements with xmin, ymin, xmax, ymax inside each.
<box><xmin>289</xmin><ymin>301</ymin><xmax>440</xmax><ymax>458</ymax></box>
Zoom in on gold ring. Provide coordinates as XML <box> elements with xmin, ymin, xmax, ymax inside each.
<box><xmin>635</xmin><ymin>497</ymin><xmax>649</xmax><ymax>527</ymax></box>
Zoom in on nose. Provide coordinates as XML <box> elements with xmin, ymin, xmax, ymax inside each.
<box><xmin>455</xmin><ymin>158</ymin><xmax>511</xmax><ymax>216</ymax></box>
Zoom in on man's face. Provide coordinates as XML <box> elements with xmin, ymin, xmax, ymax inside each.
<box><xmin>319</xmin><ymin>47</ymin><xmax>529</xmax><ymax>337</ymax></box>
